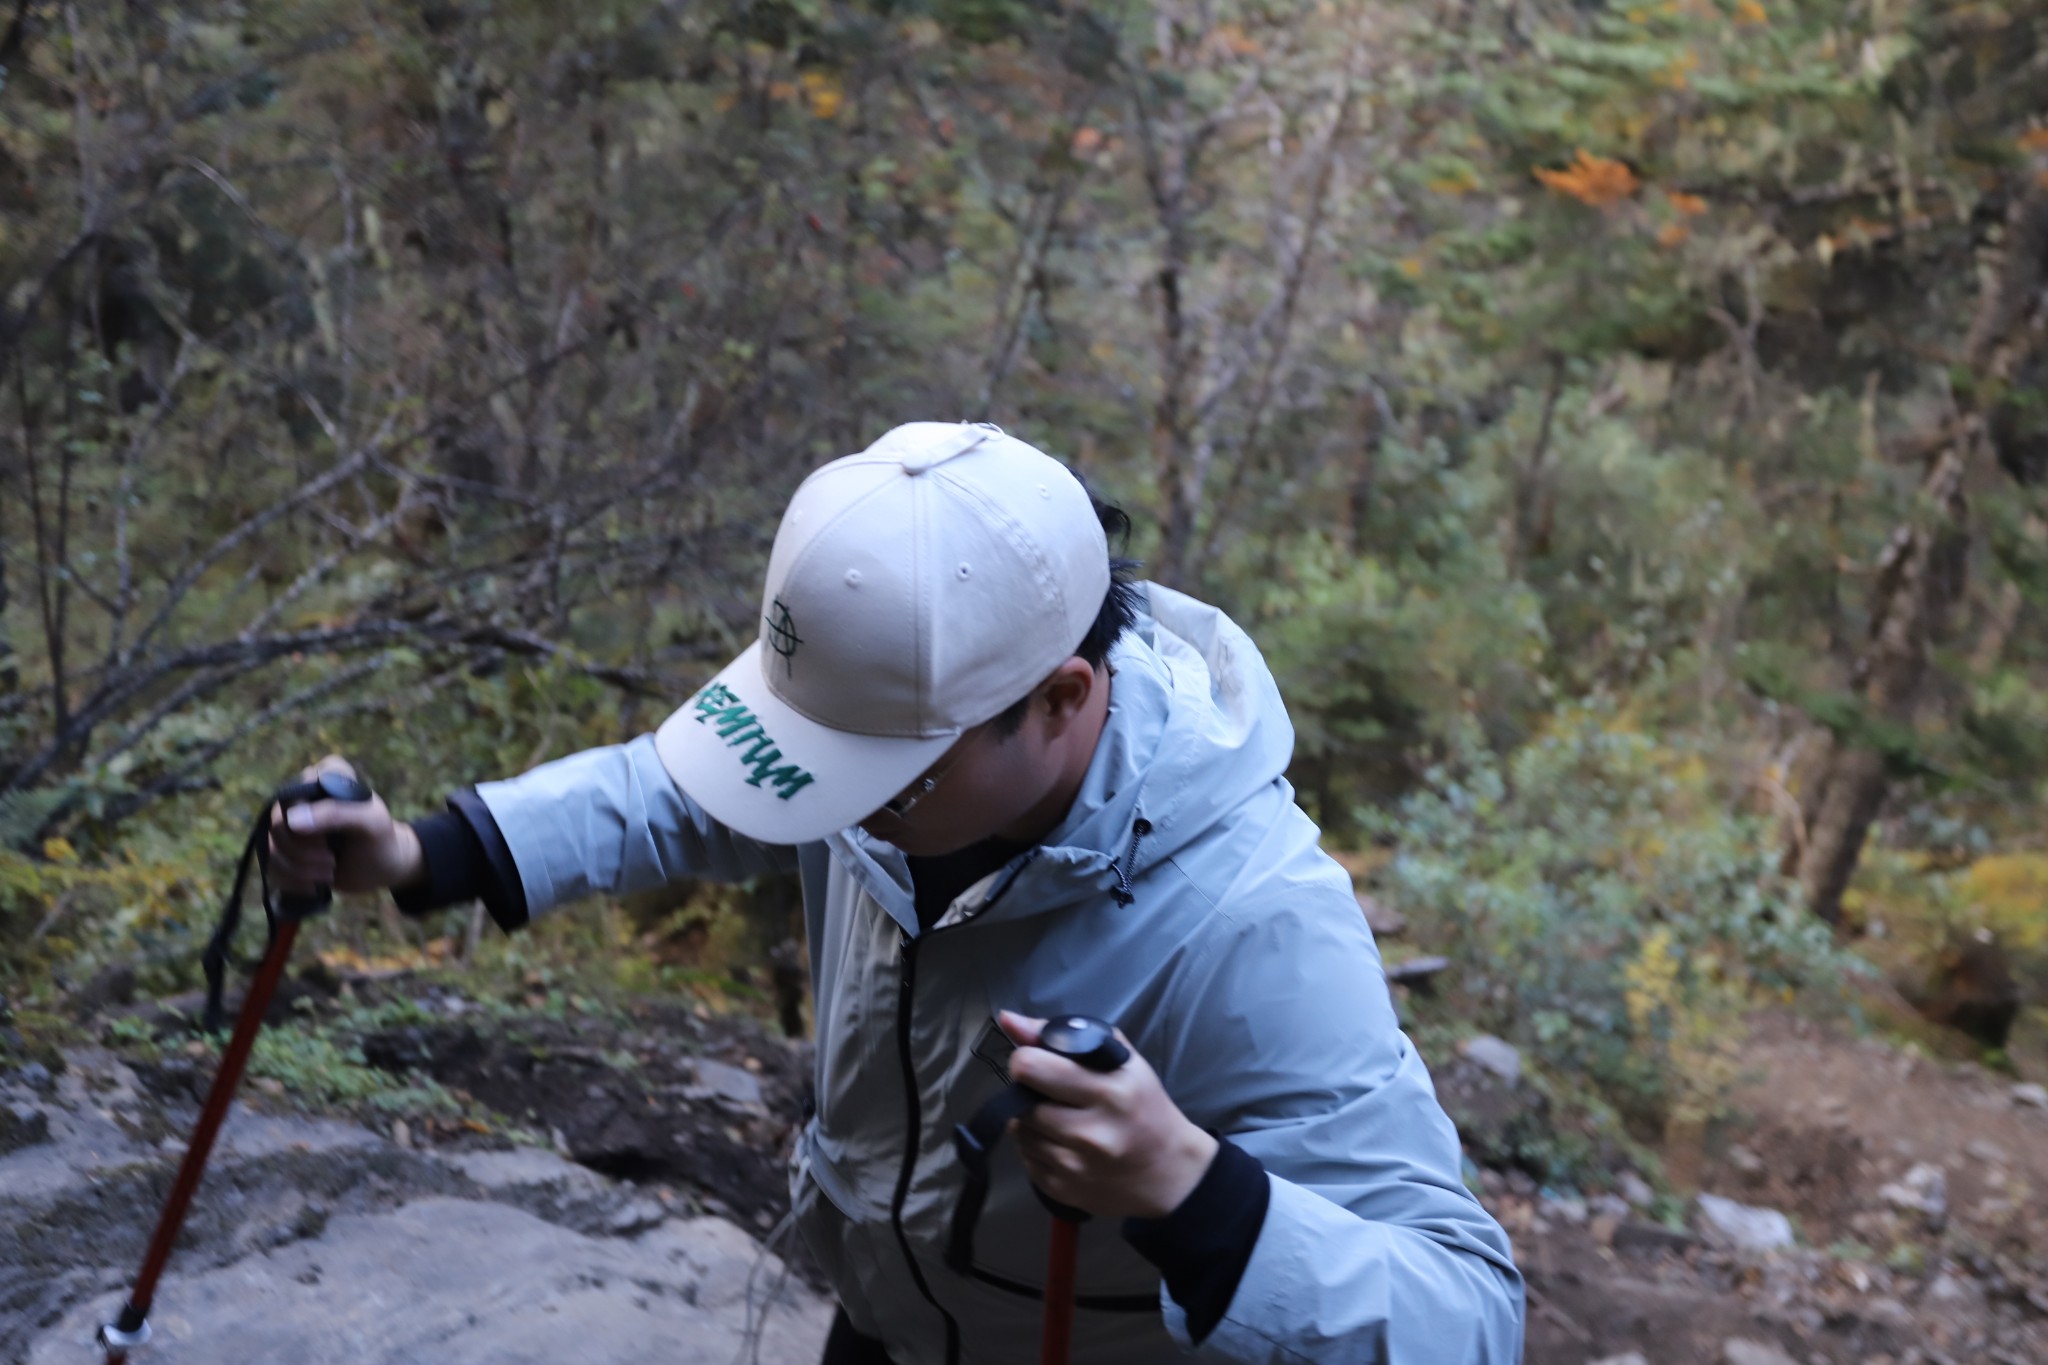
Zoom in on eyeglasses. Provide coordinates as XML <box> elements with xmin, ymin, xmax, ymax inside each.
<box><xmin>880</xmin><ymin>751</ymin><xmax>960</xmax><ymax>819</ymax></box>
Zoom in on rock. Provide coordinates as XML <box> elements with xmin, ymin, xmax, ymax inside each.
<box><xmin>1695</xmin><ymin>1194</ymin><xmax>1796</xmax><ymax>1253</ymax></box>
<box><xmin>1925</xmin><ymin>1271</ymin><xmax>1976</xmax><ymax>1304</ymax></box>
<box><xmin>1966</xmin><ymin>1139</ymin><xmax>2009</xmax><ymax>1165</ymax></box>
<box><xmin>1355</xmin><ymin>892</ymin><xmax>1407</xmax><ymax>938</ymax></box>
<box><xmin>1589</xmin><ymin>1192</ymin><xmax>1630</xmax><ymax>1221</ymax></box>
<box><xmin>685</xmin><ymin>1058</ymin><xmax>765</xmax><ymax>1109</ymax></box>
<box><xmin>1908</xmin><ymin>934</ymin><xmax>2020</xmax><ymax>1049</ymax></box>
<box><xmin>17</xmin><ymin>1061</ymin><xmax>53</xmax><ymax>1091</ymax></box>
<box><xmin>68</xmin><ymin>964</ymin><xmax>138</xmax><ymax>1019</ymax></box>
<box><xmin>1541</xmin><ymin>1190</ymin><xmax>1588</xmax><ymax>1224</ymax></box>
<box><xmin>607</xmin><ymin>1197</ymin><xmax>669</xmax><ymax>1236</ymax></box>
<box><xmin>443</xmin><ymin>1147</ymin><xmax>609</xmax><ymax>1195</ymax></box>
<box><xmin>1618</xmin><ymin>1171</ymin><xmax>1656</xmax><ymax>1208</ymax></box>
<box><xmin>0</xmin><ymin>1103</ymin><xmax>51</xmax><ymax>1155</ymax></box>
<box><xmin>1385</xmin><ymin>956</ymin><xmax>1452</xmax><ymax>992</ymax></box>
<box><xmin>1877</xmin><ymin>1162</ymin><xmax>1947</xmax><ymax>1223</ymax></box>
<box><xmin>1721</xmin><ymin>1339</ymin><xmax>1799</xmax><ymax>1365</ymax></box>
<box><xmin>2013</xmin><ymin>1082</ymin><xmax>2048</xmax><ymax>1109</ymax></box>
<box><xmin>1433</xmin><ymin>1048</ymin><xmax>1549</xmax><ymax>1171</ymax></box>
<box><xmin>1613</xmin><ymin>1220</ymin><xmax>1695</xmax><ymax>1255</ymax></box>
<box><xmin>1726</xmin><ymin>1144</ymin><xmax>1764</xmax><ymax>1174</ymax></box>
<box><xmin>1462</xmin><ymin>1035</ymin><xmax>1523</xmax><ymax>1086</ymax></box>
<box><xmin>1588</xmin><ymin>1354</ymin><xmax>1649</xmax><ymax>1365</ymax></box>
<box><xmin>25</xmin><ymin>1199</ymin><xmax>831</xmax><ymax>1365</ymax></box>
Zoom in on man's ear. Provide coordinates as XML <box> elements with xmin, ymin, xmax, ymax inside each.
<box><xmin>1037</xmin><ymin>656</ymin><xmax>1097</xmax><ymax>731</ymax></box>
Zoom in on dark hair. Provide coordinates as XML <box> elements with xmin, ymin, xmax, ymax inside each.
<box><xmin>989</xmin><ymin>488</ymin><xmax>1144</xmax><ymax>739</ymax></box>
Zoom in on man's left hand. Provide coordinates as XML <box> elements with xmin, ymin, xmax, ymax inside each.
<box><xmin>999</xmin><ymin>1010</ymin><xmax>1219</xmax><ymax>1220</ymax></box>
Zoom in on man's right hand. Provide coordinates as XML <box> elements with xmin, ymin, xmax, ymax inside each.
<box><xmin>267</xmin><ymin>755</ymin><xmax>426</xmax><ymax>896</ymax></box>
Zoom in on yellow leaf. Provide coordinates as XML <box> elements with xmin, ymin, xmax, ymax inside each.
<box><xmin>1734</xmin><ymin>0</ymin><xmax>1768</xmax><ymax>24</ymax></box>
<box><xmin>1398</xmin><ymin>256</ymin><xmax>1425</xmax><ymax>278</ymax></box>
<box><xmin>42</xmin><ymin>837</ymin><xmax>78</xmax><ymax>866</ymax></box>
<box><xmin>801</xmin><ymin>70</ymin><xmax>843</xmax><ymax>120</ymax></box>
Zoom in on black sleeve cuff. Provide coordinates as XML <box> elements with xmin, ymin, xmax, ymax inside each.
<box><xmin>388</xmin><ymin>789</ymin><xmax>530</xmax><ymax>932</ymax></box>
<box><xmin>1120</xmin><ymin>1137</ymin><xmax>1269</xmax><ymax>1344</ymax></box>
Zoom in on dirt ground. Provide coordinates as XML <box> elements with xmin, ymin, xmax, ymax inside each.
<box><xmin>1515</xmin><ymin>1010</ymin><xmax>2048</xmax><ymax>1365</ymax></box>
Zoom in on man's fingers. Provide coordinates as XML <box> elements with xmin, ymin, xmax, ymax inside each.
<box><xmin>996</xmin><ymin>1009</ymin><xmax>1044</xmax><ymax>1048</ymax></box>
<box><xmin>273</xmin><ymin>795</ymin><xmax>382</xmax><ymax>838</ymax></box>
<box><xmin>267</xmin><ymin>842</ymin><xmax>334</xmax><ymax>889</ymax></box>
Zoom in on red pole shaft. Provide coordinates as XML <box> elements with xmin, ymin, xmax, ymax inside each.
<box><xmin>105</xmin><ymin>920</ymin><xmax>301</xmax><ymax>1365</ymax></box>
<box><xmin>1040</xmin><ymin>1216</ymin><xmax>1080</xmax><ymax>1365</ymax></box>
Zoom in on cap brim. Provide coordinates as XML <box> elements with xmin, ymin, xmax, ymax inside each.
<box><xmin>654</xmin><ymin>641</ymin><xmax>957</xmax><ymax>845</ymax></box>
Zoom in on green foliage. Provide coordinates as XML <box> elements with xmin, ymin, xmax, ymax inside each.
<box><xmin>1367</xmin><ymin>713</ymin><xmax>1859</xmax><ymax>1135</ymax></box>
<box><xmin>244</xmin><ymin>1025</ymin><xmax>452</xmax><ymax>1112</ymax></box>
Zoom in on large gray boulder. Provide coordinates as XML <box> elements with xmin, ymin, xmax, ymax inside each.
<box><xmin>27</xmin><ymin>1198</ymin><xmax>829</xmax><ymax>1364</ymax></box>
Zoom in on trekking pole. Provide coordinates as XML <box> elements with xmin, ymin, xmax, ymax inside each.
<box><xmin>98</xmin><ymin>773</ymin><xmax>371</xmax><ymax>1363</ymax></box>
<box><xmin>947</xmin><ymin>1015</ymin><xmax>1129</xmax><ymax>1365</ymax></box>
<box><xmin>1031</xmin><ymin>1018</ymin><xmax>1127</xmax><ymax>1365</ymax></box>
<box><xmin>1040</xmin><ymin>1214</ymin><xmax>1082</xmax><ymax>1365</ymax></box>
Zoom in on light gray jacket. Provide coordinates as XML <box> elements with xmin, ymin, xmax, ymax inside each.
<box><xmin>476</xmin><ymin>585</ymin><xmax>1523</xmax><ymax>1364</ymax></box>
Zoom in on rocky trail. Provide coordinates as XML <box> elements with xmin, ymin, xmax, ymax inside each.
<box><xmin>1499</xmin><ymin>1012</ymin><xmax>2048</xmax><ymax>1365</ymax></box>
<box><xmin>3</xmin><ymin>974</ymin><xmax>2045</xmax><ymax>1365</ymax></box>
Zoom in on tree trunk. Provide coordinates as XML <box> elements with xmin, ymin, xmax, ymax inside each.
<box><xmin>1788</xmin><ymin>185</ymin><xmax>2047</xmax><ymax>923</ymax></box>
<box><xmin>1793</xmin><ymin>445</ymin><xmax>1969</xmax><ymax>923</ymax></box>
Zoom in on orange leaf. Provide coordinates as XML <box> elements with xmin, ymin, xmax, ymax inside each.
<box><xmin>1534</xmin><ymin>150</ymin><xmax>1640</xmax><ymax>207</ymax></box>
<box><xmin>1665</xmin><ymin>190</ymin><xmax>1708</xmax><ymax>216</ymax></box>
<box><xmin>1734</xmin><ymin>0</ymin><xmax>1768</xmax><ymax>24</ymax></box>
<box><xmin>2021</xmin><ymin>128</ymin><xmax>2048</xmax><ymax>153</ymax></box>
<box><xmin>1657</xmin><ymin>222</ymin><xmax>1689</xmax><ymax>247</ymax></box>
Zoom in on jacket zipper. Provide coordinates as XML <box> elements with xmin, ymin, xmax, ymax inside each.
<box><xmin>891</xmin><ymin>927</ymin><xmax>963</xmax><ymax>1365</ymax></box>
<box><xmin>1111</xmin><ymin>817</ymin><xmax>1152</xmax><ymax>905</ymax></box>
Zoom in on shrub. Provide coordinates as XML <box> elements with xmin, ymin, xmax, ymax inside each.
<box><xmin>1366</xmin><ymin>712</ymin><xmax>1858</xmax><ymax>1140</ymax></box>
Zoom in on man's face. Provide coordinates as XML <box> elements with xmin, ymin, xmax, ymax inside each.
<box><xmin>856</xmin><ymin>715</ymin><xmax>1061</xmax><ymax>856</ymax></box>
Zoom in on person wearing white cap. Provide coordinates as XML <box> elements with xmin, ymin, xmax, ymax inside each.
<box><xmin>273</xmin><ymin>421</ymin><xmax>1523</xmax><ymax>1364</ymax></box>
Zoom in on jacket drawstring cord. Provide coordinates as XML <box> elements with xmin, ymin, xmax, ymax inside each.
<box><xmin>1111</xmin><ymin>817</ymin><xmax>1152</xmax><ymax>906</ymax></box>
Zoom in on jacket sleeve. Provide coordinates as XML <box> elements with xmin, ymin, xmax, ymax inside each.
<box><xmin>471</xmin><ymin>733</ymin><xmax>799</xmax><ymax>920</ymax></box>
<box><xmin>1154</xmin><ymin>828</ymin><xmax>1524</xmax><ymax>1364</ymax></box>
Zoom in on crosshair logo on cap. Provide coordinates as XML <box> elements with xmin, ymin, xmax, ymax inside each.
<box><xmin>765</xmin><ymin>598</ymin><xmax>803</xmax><ymax>675</ymax></box>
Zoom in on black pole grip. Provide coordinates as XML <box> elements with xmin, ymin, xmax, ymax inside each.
<box><xmin>1036</xmin><ymin>1016</ymin><xmax>1130</xmax><ymax>1075</ymax></box>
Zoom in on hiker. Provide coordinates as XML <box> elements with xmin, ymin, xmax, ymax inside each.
<box><xmin>271</xmin><ymin>421</ymin><xmax>1524</xmax><ymax>1363</ymax></box>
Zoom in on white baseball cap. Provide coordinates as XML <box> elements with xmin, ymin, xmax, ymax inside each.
<box><xmin>653</xmin><ymin>422</ymin><xmax>1112</xmax><ymax>843</ymax></box>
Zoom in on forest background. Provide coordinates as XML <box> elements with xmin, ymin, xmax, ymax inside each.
<box><xmin>1</xmin><ymin>0</ymin><xmax>2046</xmax><ymax>1176</ymax></box>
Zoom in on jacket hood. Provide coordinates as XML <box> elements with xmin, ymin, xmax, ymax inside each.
<box><xmin>829</xmin><ymin>584</ymin><xmax>1297</xmax><ymax>927</ymax></box>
